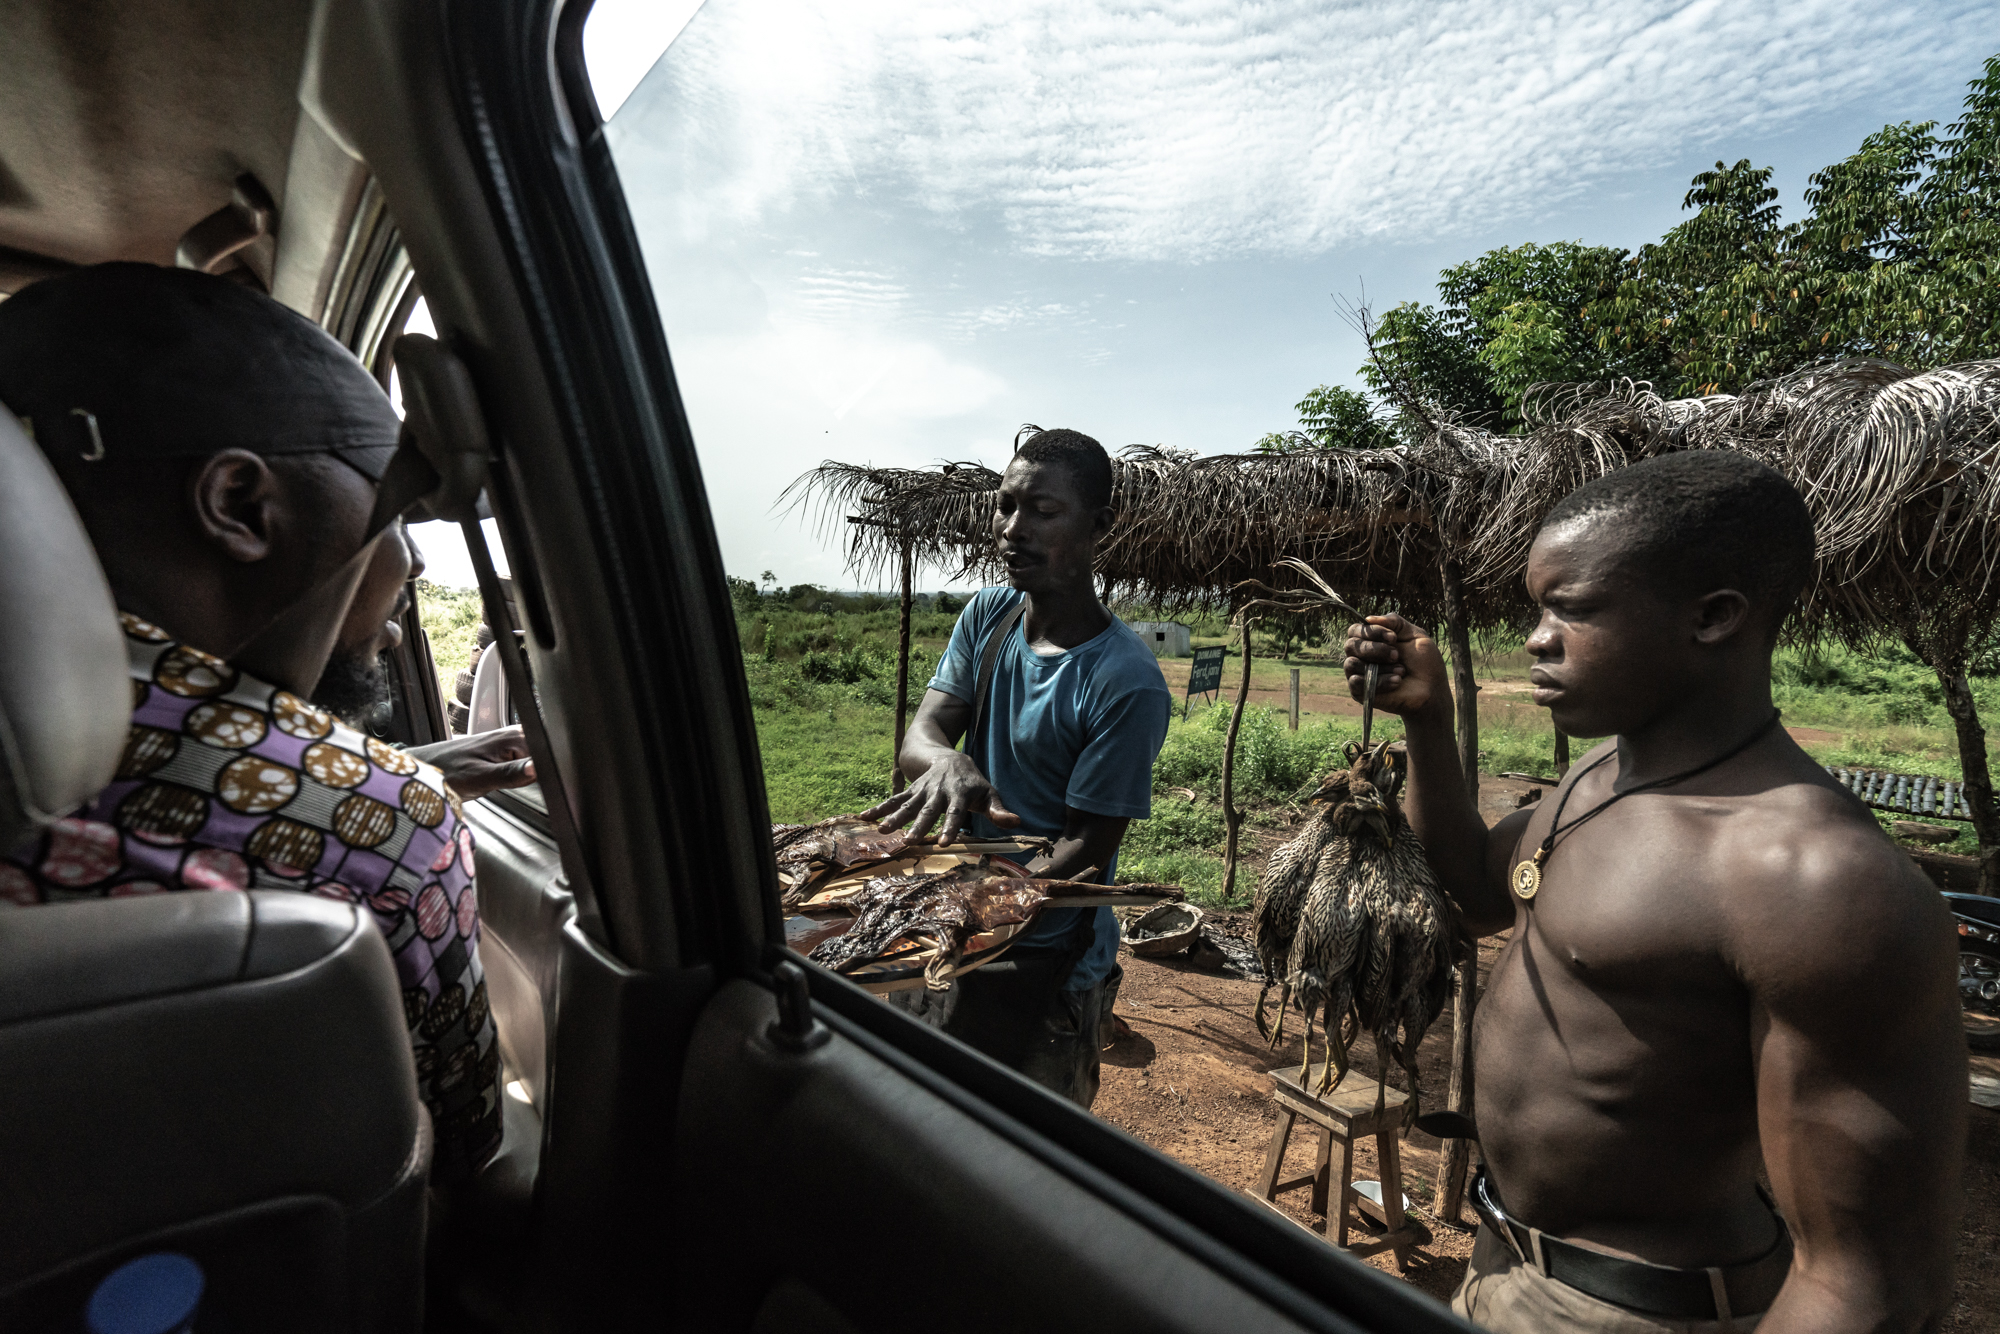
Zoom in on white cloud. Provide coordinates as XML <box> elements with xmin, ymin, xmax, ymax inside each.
<box><xmin>623</xmin><ymin>0</ymin><xmax>1995</xmax><ymax>261</ymax></box>
<box><xmin>582</xmin><ymin>0</ymin><xmax>706</xmax><ymax>121</ymax></box>
<box><xmin>661</xmin><ymin>324</ymin><xmax>1009</xmax><ymax>586</ymax></box>
<box><xmin>787</xmin><ymin>268</ymin><xmax>911</xmax><ymax>325</ymax></box>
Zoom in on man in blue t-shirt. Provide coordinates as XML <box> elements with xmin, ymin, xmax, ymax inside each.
<box><xmin>866</xmin><ymin>427</ymin><xmax>1171</xmax><ymax>1108</ymax></box>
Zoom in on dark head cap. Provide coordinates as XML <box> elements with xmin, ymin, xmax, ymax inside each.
<box><xmin>0</xmin><ymin>262</ymin><xmax>401</xmax><ymax>480</ymax></box>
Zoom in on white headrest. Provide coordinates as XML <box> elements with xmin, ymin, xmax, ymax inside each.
<box><xmin>0</xmin><ymin>411</ymin><xmax>127</xmax><ymax>853</ymax></box>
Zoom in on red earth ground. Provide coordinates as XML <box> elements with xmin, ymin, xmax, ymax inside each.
<box><xmin>1094</xmin><ymin>774</ymin><xmax>2000</xmax><ymax>1327</ymax></box>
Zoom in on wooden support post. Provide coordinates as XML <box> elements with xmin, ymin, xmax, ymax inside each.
<box><xmin>1221</xmin><ymin>618</ymin><xmax>1254</xmax><ymax>904</ymax></box>
<box><xmin>1440</xmin><ymin>557</ymin><xmax>1479</xmax><ymax>800</ymax></box>
<box><xmin>1928</xmin><ymin>651</ymin><xmax>1999</xmax><ymax>894</ymax></box>
<box><xmin>1553</xmin><ymin>727</ymin><xmax>1571</xmax><ymax>778</ymax></box>
<box><xmin>1289</xmin><ymin>667</ymin><xmax>1301</xmax><ymax>732</ymax></box>
<box><xmin>1433</xmin><ymin>951</ymin><xmax>1478</xmax><ymax>1225</ymax></box>
<box><xmin>891</xmin><ymin>538</ymin><xmax>914</xmax><ymax>794</ymax></box>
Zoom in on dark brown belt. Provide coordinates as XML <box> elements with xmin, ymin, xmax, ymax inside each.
<box><xmin>1471</xmin><ymin>1168</ymin><xmax>1793</xmax><ymax>1323</ymax></box>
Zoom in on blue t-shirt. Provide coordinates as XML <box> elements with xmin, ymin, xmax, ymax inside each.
<box><xmin>929</xmin><ymin>587</ymin><xmax>1172</xmax><ymax>990</ymax></box>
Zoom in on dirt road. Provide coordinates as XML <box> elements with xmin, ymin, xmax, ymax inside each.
<box><xmin>1096</xmin><ymin>937</ymin><xmax>1490</xmax><ymax>1304</ymax></box>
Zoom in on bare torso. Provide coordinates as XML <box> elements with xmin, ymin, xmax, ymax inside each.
<box><xmin>1476</xmin><ymin>741</ymin><xmax>1880</xmax><ymax>1267</ymax></box>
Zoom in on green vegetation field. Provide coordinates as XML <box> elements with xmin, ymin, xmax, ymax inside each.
<box><xmin>417</xmin><ymin>580</ymin><xmax>2000</xmax><ymax>904</ymax></box>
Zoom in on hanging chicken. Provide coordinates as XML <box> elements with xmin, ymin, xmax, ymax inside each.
<box><xmin>1254</xmin><ymin>738</ymin><xmax>1457</xmax><ymax>1125</ymax></box>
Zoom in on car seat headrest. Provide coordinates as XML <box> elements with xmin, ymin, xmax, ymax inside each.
<box><xmin>0</xmin><ymin>409</ymin><xmax>127</xmax><ymax>854</ymax></box>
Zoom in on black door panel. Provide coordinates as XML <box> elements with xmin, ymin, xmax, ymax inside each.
<box><xmin>673</xmin><ymin>980</ymin><xmax>1332</xmax><ymax>1333</ymax></box>
<box><xmin>671</xmin><ymin>976</ymin><xmax>1475</xmax><ymax>1333</ymax></box>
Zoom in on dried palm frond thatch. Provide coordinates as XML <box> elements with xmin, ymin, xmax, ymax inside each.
<box><xmin>777</xmin><ymin>459</ymin><xmax>1003</xmax><ymax>586</ymax></box>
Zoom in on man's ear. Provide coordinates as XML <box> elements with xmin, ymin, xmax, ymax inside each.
<box><xmin>1692</xmin><ymin>587</ymin><xmax>1751</xmax><ymax>646</ymax></box>
<box><xmin>188</xmin><ymin>449</ymin><xmax>282</xmax><ymax>564</ymax></box>
<box><xmin>1092</xmin><ymin>505</ymin><xmax>1115</xmax><ymax>540</ymax></box>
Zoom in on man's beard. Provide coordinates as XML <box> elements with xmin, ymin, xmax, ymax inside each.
<box><xmin>314</xmin><ymin>648</ymin><xmax>395</xmax><ymax>731</ymax></box>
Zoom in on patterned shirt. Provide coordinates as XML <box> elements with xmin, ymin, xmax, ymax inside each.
<box><xmin>0</xmin><ymin>614</ymin><xmax>502</xmax><ymax>1178</ymax></box>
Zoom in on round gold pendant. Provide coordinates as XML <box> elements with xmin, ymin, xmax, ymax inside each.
<box><xmin>1511</xmin><ymin>859</ymin><xmax>1542</xmax><ymax>900</ymax></box>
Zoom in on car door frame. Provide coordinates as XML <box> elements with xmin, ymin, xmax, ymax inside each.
<box><xmin>304</xmin><ymin>0</ymin><xmax>1478</xmax><ymax>1328</ymax></box>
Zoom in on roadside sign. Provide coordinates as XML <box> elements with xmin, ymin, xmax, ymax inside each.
<box><xmin>1185</xmin><ymin>645</ymin><xmax>1226</xmax><ymax>717</ymax></box>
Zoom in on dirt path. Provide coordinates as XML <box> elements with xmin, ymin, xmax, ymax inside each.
<box><xmin>1150</xmin><ymin>657</ymin><xmax>1851</xmax><ymax>754</ymax></box>
<box><xmin>1097</xmin><ymin>939</ymin><xmax>1498</xmax><ymax>1303</ymax></box>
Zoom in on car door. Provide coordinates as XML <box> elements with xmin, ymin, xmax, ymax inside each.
<box><xmin>308</xmin><ymin>0</ymin><xmax>1475</xmax><ymax>1328</ymax></box>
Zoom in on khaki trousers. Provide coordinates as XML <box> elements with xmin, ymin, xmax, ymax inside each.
<box><xmin>1453</xmin><ymin>1225</ymin><xmax>1764</xmax><ymax>1334</ymax></box>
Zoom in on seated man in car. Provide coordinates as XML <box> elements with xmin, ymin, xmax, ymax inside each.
<box><xmin>0</xmin><ymin>263</ymin><xmax>501</xmax><ymax>1180</ymax></box>
<box><xmin>313</xmin><ymin>516</ymin><xmax>537</xmax><ymax>801</ymax></box>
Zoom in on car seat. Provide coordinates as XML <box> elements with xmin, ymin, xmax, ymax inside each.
<box><xmin>0</xmin><ymin>409</ymin><xmax>431</xmax><ymax>1332</ymax></box>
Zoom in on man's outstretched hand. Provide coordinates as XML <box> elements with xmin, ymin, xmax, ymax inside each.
<box><xmin>411</xmin><ymin>726</ymin><xmax>537</xmax><ymax>801</ymax></box>
<box><xmin>1344</xmin><ymin>614</ymin><xmax>1448</xmax><ymax>719</ymax></box>
<box><xmin>865</xmin><ymin>752</ymin><xmax>1022</xmax><ymax>846</ymax></box>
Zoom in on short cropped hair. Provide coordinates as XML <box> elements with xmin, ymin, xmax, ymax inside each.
<box><xmin>1013</xmin><ymin>426</ymin><xmax>1114</xmax><ymax>511</ymax></box>
<box><xmin>1542</xmin><ymin>451</ymin><xmax>1816</xmax><ymax>615</ymax></box>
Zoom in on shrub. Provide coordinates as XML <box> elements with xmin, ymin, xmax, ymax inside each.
<box><xmin>799</xmin><ymin>644</ymin><xmax>880</xmax><ymax>685</ymax></box>
<box><xmin>1123</xmin><ymin>795</ymin><xmax>1228</xmax><ymax>858</ymax></box>
<box><xmin>1153</xmin><ymin>706</ymin><xmax>1392</xmax><ymax>806</ymax></box>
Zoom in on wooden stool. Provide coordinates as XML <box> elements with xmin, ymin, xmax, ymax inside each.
<box><xmin>1254</xmin><ymin>1068</ymin><xmax>1418</xmax><ymax>1269</ymax></box>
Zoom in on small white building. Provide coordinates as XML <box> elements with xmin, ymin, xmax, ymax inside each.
<box><xmin>1125</xmin><ymin>621</ymin><xmax>1193</xmax><ymax>657</ymax></box>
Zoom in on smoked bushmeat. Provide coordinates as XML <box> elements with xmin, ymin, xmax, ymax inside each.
<box><xmin>771</xmin><ymin>815</ymin><xmax>1049</xmax><ymax>911</ymax></box>
<box><xmin>808</xmin><ymin>866</ymin><xmax>1182</xmax><ymax>988</ymax></box>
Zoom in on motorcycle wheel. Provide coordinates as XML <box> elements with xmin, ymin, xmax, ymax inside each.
<box><xmin>1961</xmin><ymin>936</ymin><xmax>2000</xmax><ymax>1053</ymax></box>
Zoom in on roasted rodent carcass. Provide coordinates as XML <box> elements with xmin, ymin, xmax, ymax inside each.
<box><xmin>1252</xmin><ymin>739</ymin><xmax>1457</xmax><ymax>1124</ymax></box>
<box><xmin>810</xmin><ymin>867</ymin><xmax>1181</xmax><ymax>989</ymax></box>
<box><xmin>773</xmin><ymin>816</ymin><xmax>915</xmax><ymax>894</ymax></box>
<box><xmin>772</xmin><ymin>816</ymin><xmax>1050</xmax><ymax>912</ymax></box>
<box><xmin>809</xmin><ymin>866</ymin><xmax>1043</xmax><ymax>988</ymax></box>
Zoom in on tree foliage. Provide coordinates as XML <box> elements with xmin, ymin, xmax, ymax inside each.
<box><xmin>1364</xmin><ymin>242</ymin><xmax>1634</xmax><ymax>431</ymax></box>
<box><xmin>1327</xmin><ymin>53</ymin><xmax>2000</xmax><ymax>417</ymax></box>
<box><xmin>1254</xmin><ymin>383</ymin><xmax>1395</xmax><ymax>453</ymax></box>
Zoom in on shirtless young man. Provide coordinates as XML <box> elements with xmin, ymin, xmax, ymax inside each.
<box><xmin>1344</xmin><ymin>452</ymin><xmax>1965</xmax><ymax>1333</ymax></box>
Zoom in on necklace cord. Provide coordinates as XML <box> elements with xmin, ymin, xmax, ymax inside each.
<box><xmin>1535</xmin><ymin>709</ymin><xmax>1785</xmax><ymax>862</ymax></box>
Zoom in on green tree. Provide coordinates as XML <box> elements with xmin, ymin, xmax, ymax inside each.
<box><xmin>1599</xmin><ymin>56</ymin><xmax>1999</xmax><ymax>394</ymax></box>
<box><xmin>1597</xmin><ymin>160</ymin><xmax>1798</xmax><ymax>395</ymax></box>
<box><xmin>1254</xmin><ymin>384</ymin><xmax>1395</xmax><ymax>453</ymax></box>
<box><xmin>1800</xmin><ymin>56</ymin><xmax>2000</xmax><ymax>368</ymax></box>
<box><xmin>1364</xmin><ymin>242</ymin><xmax>1633</xmax><ymax>430</ymax></box>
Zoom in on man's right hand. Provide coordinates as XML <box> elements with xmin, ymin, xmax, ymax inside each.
<box><xmin>1344</xmin><ymin>614</ymin><xmax>1448</xmax><ymax>719</ymax></box>
<box><xmin>864</xmin><ymin>751</ymin><xmax>1022</xmax><ymax>847</ymax></box>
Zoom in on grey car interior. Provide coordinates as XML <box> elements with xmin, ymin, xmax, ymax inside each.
<box><xmin>0</xmin><ymin>0</ymin><xmax>1475</xmax><ymax>1329</ymax></box>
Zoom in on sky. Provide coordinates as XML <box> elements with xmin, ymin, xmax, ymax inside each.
<box><xmin>414</xmin><ymin>0</ymin><xmax>1999</xmax><ymax>591</ymax></box>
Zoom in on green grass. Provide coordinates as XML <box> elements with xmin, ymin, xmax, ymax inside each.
<box><xmin>416</xmin><ymin>582</ymin><xmax>485</xmax><ymax>679</ymax></box>
<box><xmin>753</xmin><ymin>694</ymin><xmax>900</xmax><ymax>821</ymax></box>
<box><xmin>416</xmin><ymin>583</ymin><xmax>2000</xmax><ymax>894</ymax></box>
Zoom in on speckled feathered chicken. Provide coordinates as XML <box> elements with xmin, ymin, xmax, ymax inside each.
<box><xmin>1252</xmin><ymin>740</ymin><xmax>1457</xmax><ymax>1125</ymax></box>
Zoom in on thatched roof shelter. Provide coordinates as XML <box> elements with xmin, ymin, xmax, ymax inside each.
<box><xmin>776</xmin><ymin>460</ymin><xmax>1002</xmax><ymax>587</ymax></box>
<box><xmin>784</xmin><ymin>356</ymin><xmax>2000</xmax><ymax>885</ymax></box>
<box><xmin>783</xmin><ymin>359</ymin><xmax>2000</xmax><ymax>657</ymax></box>
<box><xmin>1440</xmin><ymin>359</ymin><xmax>2000</xmax><ymax>657</ymax></box>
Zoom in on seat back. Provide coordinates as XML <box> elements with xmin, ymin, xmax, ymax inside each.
<box><xmin>0</xmin><ymin>387</ymin><xmax>428</xmax><ymax>1331</ymax></box>
<box><xmin>0</xmin><ymin>892</ymin><xmax>432</xmax><ymax>1331</ymax></box>
<box><xmin>0</xmin><ymin>408</ymin><xmax>126</xmax><ymax>854</ymax></box>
